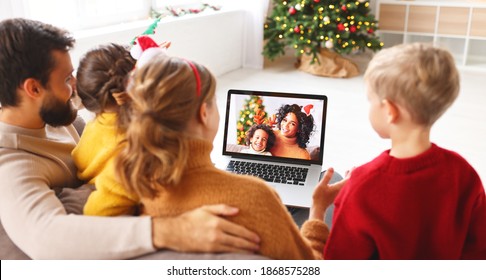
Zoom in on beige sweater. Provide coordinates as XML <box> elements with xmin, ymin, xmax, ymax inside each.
<box><xmin>142</xmin><ymin>139</ymin><xmax>328</xmax><ymax>259</ymax></box>
<box><xmin>0</xmin><ymin>121</ymin><xmax>154</xmax><ymax>259</ymax></box>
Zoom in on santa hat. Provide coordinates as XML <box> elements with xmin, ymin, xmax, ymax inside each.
<box><xmin>130</xmin><ymin>35</ymin><xmax>167</xmax><ymax>68</ymax></box>
<box><xmin>302</xmin><ymin>104</ymin><xmax>314</xmax><ymax>116</ymax></box>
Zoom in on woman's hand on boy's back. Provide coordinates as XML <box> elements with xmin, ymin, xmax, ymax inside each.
<box><xmin>151</xmin><ymin>204</ymin><xmax>261</xmax><ymax>254</ymax></box>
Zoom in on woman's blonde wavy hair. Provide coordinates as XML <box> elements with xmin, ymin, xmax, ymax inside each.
<box><xmin>115</xmin><ymin>54</ymin><xmax>216</xmax><ymax>199</ymax></box>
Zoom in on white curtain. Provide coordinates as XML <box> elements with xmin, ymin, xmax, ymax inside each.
<box><xmin>224</xmin><ymin>0</ymin><xmax>270</xmax><ymax>69</ymax></box>
<box><xmin>242</xmin><ymin>0</ymin><xmax>270</xmax><ymax>69</ymax></box>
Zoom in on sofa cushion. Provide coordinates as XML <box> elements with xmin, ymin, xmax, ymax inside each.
<box><xmin>0</xmin><ymin>221</ymin><xmax>30</xmax><ymax>260</ymax></box>
<box><xmin>226</xmin><ymin>144</ymin><xmax>320</xmax><ymax>161</ymax></box>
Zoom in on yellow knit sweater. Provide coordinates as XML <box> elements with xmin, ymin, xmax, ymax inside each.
<box><xmin>142</xmin><ymin>139</ymin><xmax>328</xmax><ymax>259</ymax></box>
<box><xmin>72</xmin><ymin>113</ymin><xmax>139</xmax><ymax>216</ymax></box>
<box><xmin>72</xmin><ymin>113</ymin><xmax>121</xmax><ymax>184</ymax></box>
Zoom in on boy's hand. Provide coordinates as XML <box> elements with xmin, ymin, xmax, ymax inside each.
<box><xmin>309</xmin><ymin>167</ymin><xmax>353</xmax><ymax>220</ymax></box>
<box><xmin>151</xmin><ymin>204</ymin><xmax>260</xmax><ymax>253</ymax></box>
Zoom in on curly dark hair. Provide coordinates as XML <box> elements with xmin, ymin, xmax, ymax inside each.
<box><xmin>76</xmin><ymin>43</ymin><xmax>135</xmax><ymax>132</ymax></box>
<box><xmin>245</xmin><ymin>124</ymin><xmax>276</xmax><ymax>151</ymax></box>
<box><xmin>276</xmin><ymin>104</ymin><xmax>315</xmax><ymax>148</ymax></box>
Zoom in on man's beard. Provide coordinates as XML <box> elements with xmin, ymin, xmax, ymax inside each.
<box><xmin>39</xmin><ymin>94</ymin><xmax>78</xmax><ymax>127</ymax></box>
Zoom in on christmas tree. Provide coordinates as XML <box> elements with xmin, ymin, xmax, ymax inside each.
<box><xmin>264</xmin><ymin>0</ymin><xmax>384</xmax><ymax>63</ymax></box>
<box><xmin>236</xmin><ymin>96</ymin><xmax>268</xmax><ymax>145</ymax></box>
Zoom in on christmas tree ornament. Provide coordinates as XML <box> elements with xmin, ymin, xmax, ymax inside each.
<box><xmin>350</xmin><ymin>25</ymin><xmax>357</xmax><ymax>33</ymax></box>
<box><xmin>289</xmin><ymin>7</ymin><xmax>297</xmax><ymax>15</ymax></box>
<box><xmin>323</xmin><ymin>16</ymin><xmax>330</xmax><ymax>22</ymax></box>
<box><xmin>295</xmin><ymin>4</ymin><xmax>302</xmax><ymax>11</ymax></box>
<box><xmin>337</xmin><ymin>23</ymin><xmax>345</xmax><ymax>31</ymax></box>
<box><xmin>313</xmin><ymin>0</ymin><xmax>320</xmax><ymax>3</ymax></box>
<box><xmin>325</xmin><ymin>40</ymin><xmax>334</xmax><ymax>49</ymax></box>
<box><xmin>341</xmin><ymin>5</ymin><xmax>347</xmax><ymax>11</ymax></box>
<box><xmin>294</xmin><ymin>26</ymin><xmax>301</xmax><ymax>33</ymax></box>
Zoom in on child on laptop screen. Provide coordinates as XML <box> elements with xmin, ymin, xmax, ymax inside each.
<box><xmin>114</xmin><ymin>53</ymin><xmax>338</xmax><ymax>259</ymax></box>
<box><xmin>324</xmin><ymin>43</ymin><xmax>486</xmax><ymax>259</ymax></box>
<box><xmin>241</xmin><ymin>124</ymin><xmax>275</xmax><ymax>156</ymax></box>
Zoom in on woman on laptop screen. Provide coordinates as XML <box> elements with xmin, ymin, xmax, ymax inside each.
<box><xmin>269</xmin><ymin>104</ymin><xmax>315</xmax><ymax>160</ymax></box>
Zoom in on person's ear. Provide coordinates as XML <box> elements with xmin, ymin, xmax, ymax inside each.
<box><xmin>198</xmin><ymin>102</ymin><xmax>209</xmax><ymax>126</ymax></box>
<box><xmin>21</xmin><ymin>78</ymin><xmax>43</xmax><ymax>99</ymax></box>
<box><xmin>382</xmin><ymin>99</ymin><xmax>399</xmax><ymax>123</ymax></box>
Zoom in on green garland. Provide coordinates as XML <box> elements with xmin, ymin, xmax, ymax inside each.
<box><xmin>151</xmin><ymin>3</ymin><xmax>221</xmax><ymax>19</ymax></box>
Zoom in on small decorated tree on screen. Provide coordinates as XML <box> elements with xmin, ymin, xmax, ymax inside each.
<box><xmin>236</xmin><ymin>96</ymin><xmax>268</xmax><ymax>145</ymax></box>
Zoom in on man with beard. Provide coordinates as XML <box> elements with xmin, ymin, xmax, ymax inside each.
<box><xmin>0</xmin><ymin>18</ymin><xmax>260</xmax><ymax>259</ymax></box>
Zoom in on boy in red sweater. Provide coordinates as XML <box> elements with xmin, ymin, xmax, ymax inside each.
<box><xmin>324</xmin><ymin>43</ymin><xmax>486</xmax><ymax>259</ymax></box>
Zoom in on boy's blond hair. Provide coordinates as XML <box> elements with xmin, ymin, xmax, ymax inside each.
<box><xmin>364</xmin><ymin>43</ymin><xmax>460</xmax><ymax>126</ymax></box>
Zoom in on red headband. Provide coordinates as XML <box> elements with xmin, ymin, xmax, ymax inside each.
<box><xmin>183</xmin><ymin>59</ymin><xmax>201</xmax><ymax>97</ymax></box>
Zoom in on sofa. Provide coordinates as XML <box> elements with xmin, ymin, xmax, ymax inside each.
<box><xmin>226</xmin><ymin>144</ymin><xmax>321</xmax><ymax>161</ymax></box>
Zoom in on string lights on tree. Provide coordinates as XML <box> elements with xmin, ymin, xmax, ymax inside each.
<box><xmin>236</xmin><ymin>96</ymin><xmax>268</xmax><ymax>145</ymax></box>
<box><xmin>264</xmin><ymin>0</ymin><xmax>384</xmax><ymax>63</ymax></box>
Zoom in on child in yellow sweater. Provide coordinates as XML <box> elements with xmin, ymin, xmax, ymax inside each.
<box><xmin>72</xmin><ymin>43</ymin><xmax>139</xmax><ymax>215</ymax></box>
<box><xmin>114</xmin><ymin>53</ymin><xmax>343</xmax><ymax>259</ymax></box>
<box><xmin>73</xmin><ymin>37</ymin><xmax>172</xmax><ymax>216</ymax></box>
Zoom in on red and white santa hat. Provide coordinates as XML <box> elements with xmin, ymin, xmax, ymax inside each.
<box><xmin>130</xmin><ymin>35</ymin><xmax>168</xmax><ymax>68</ymax></box>
<box><xmin>302</xmin><ymin>104</ymin><xmax>314</xmax><ymax>116</ymax></box>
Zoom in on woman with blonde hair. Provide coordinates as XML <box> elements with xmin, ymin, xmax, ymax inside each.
<box><xmin>115</xmin><ymin>54</ymin><xmax>338</xmax><ymax>259</ymax></box>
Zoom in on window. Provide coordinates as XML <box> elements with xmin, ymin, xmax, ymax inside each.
<box><xmin>1</xmin><ymin>0</ymin><xmax>236</xmax><ymax>31</ymax></box>
<box><xmin>9</xmin><ymin>0</ymin><xmax>151</xmax><ymax>31</ymax></box>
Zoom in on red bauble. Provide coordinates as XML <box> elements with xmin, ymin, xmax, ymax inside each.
<box><xmin>367</xmin><ymin>28</ymin><xmax>374</xmax><ymax>34</ymax></box>
<box><xmin>294</xmin><ymin>26</ymin><xmax>301</xmax><ymax>33</ymax></box>
<box><xmin>289</xmin><ymin>7</ymin><xmax>297</xmax><ymax>15</ymax></box>
<box><xmin>350</xmin><ymin>25</ymin><xmax>357</xmax><ymax>33</ymax></box>
<box><xmin>341</xmin><ymin>5</ymin><xmax>347</xmax><ymax>11</ymax></box>
<box><xmin>313</xmin><ymin>0</ymin><xmax>320</xmax><ymax>3</ymax></box>
<box><xmin>337</xmin><ymin>23</ymin><xmax>345</xmax><ymax>31</ymax></box>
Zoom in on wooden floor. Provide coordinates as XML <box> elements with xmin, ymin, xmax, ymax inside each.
<box><xmin>212</xmin><ymin>55</ymin><xmax>486</xmax><ymax>186</ymax></box>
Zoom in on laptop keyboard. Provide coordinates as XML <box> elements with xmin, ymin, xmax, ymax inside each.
<box><xmin>225</xmin><ymin>160</ymin><xmax>308</xmax><ymax>186</ymax></box>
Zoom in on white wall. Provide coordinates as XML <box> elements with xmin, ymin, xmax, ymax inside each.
<box><xmin>1</xmin><ymin>1</ymin><xmax>268</xmax><ymax>75</ymax></box>
<box><xmin>72</xmin><ymin>9</ymin><xmax>246</xmax><ymax>77</ymax></box>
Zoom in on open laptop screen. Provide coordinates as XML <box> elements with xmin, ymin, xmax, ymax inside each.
<box><xmin>222</xmin><ymin>89</ymin><xmax>327</xmax><ymax>165</ymax></box>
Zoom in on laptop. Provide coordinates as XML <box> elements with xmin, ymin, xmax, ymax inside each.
<box><xmin>217</xmin><ymin>89</ymin><xmax>328</xmax><ymax>208</ymax></box>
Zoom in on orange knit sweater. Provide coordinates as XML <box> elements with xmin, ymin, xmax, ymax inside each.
<box><xmin>142</xmin><ymin>139</ymin><xmax>328</xmax><ymax>260</ymax></box>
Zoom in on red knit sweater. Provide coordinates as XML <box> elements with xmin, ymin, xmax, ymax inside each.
<box><xmin>324</xmin><ymin>143</ymin><xmax>486</xmax><ymax>259</ymax></box>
